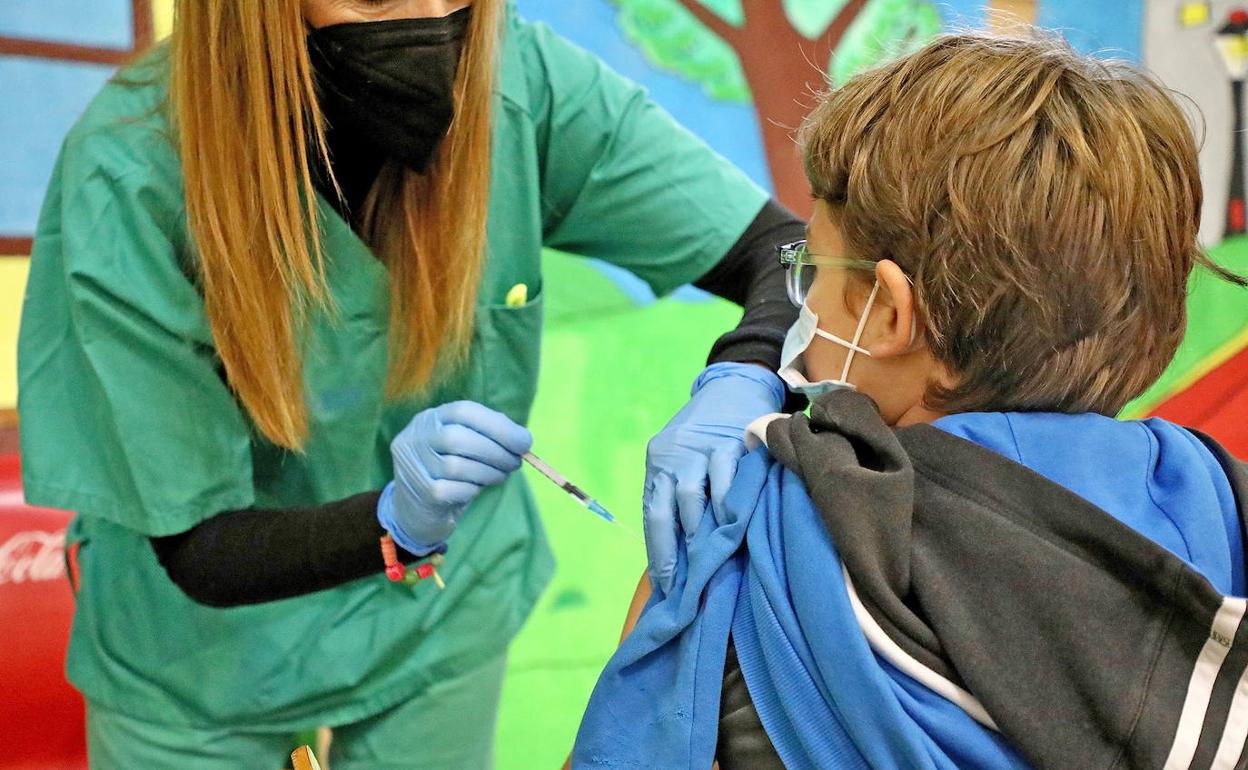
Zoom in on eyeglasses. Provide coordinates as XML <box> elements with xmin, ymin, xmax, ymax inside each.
<box><xmin>776</xmin><ymin>240</ymin><xmax>877</xmax><ymax>308</ymax></box>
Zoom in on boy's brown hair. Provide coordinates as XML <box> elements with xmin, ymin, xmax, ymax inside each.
<box><xmin>800</xmin><ymin>33</ymin><xmax>1244</xmax><ymax>416</ymax></box>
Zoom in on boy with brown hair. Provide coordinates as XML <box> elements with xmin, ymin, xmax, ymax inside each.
<box><xmin>573</xmin><ymin>32</ymin><xmax>1248</xmax><ymax>769</ymax></box>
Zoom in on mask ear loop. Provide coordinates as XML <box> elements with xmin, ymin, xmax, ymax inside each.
<box><xmin>839</xmin><ymin>281</ymin><xmax>879</xmax><ymax>383</ymax></box>
<box><xmin>812</xmin><ymin>326</ymin><xmax>871</xmax><ymax>356</ymax></box>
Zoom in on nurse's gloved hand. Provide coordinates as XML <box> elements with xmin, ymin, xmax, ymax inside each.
<box><xmin>643</xmin><ymin>362</ymin><xmax>785</xmax><ymax>594</ymax></box>
<box><xmin>379</xmin><ymin>401</ymin><xmax>533</xmax><ymax>556</ymax></box>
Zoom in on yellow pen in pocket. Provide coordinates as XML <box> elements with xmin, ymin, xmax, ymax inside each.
<box><xmin>505</xmin><ymin>283</ymin><xmax>528</xmax><ymax>307</ymax></box>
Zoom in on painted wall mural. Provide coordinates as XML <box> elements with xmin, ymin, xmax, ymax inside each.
<box><xmin>522</xmin><ymin>0</ymin><xmax>1248</xmax><ymax>456</ymax></box>
<box><xmin>607</xmin><ymin>0</ymin><xmax>941</xmax><ymax>215</ymax></box>
<box><xmin>5</xmin><ymin>2</ymin><xmax>1248</xmax><ymax>767</ymax></box>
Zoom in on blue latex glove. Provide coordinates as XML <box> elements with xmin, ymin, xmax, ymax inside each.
<box><xmin>643</xmin><ymin>362</ymin><xmax>785</xmax><ymax>594</ymax></box>
<box><xmin>379</xmin><ymin>401</ymin><xmax>533</xmax><ymax>556</ymax></box>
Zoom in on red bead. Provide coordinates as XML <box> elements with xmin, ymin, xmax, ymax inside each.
<box><xmin>415</xmin><ymin>563</ymin><xmax>435</xmax><ymax>580</ymax></box>
<box><xmin>385</xmin><ymin>563</ymin><xmax>406</xmax><ymax>582</ymax></box>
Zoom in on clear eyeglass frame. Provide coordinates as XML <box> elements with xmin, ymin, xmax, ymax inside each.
<box><xmin>776</xmin><ymin>240</ymin><xmax>878</xmax><ymax>308</ymax></box>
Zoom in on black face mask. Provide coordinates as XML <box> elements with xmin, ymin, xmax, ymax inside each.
<box><xmin>308</xmin><ymin>6</ymin><xmax>471</xmax><ymax>176</ymax></box>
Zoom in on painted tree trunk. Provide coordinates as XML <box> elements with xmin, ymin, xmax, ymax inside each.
<box><xmin>736</xmin><ymin>33</ymin><xmax>827</xmax><ymax>217</ymax></box>
<box><xmin>729</xmin><ymin>0</ymin><xmax>869</xmax><ymax>218</ymax></box>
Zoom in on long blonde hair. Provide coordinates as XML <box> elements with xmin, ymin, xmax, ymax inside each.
<box><xmin>171</xmin><ymin>0</ymin><xmax>499</xmax><ymax>449</ymax></box>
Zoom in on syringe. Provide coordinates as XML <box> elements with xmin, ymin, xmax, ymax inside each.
<box><xmin>522</xmin><ymin>452</ymin><xmax>641</xmax><ymax>542</ymax></box>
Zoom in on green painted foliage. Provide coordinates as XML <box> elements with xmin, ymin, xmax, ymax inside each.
<box><xmin>787</xmin><ymin>0</ymin><xmax>854</xmax><ymax>38</ymax></box>
<box><xmin>698</xmin><ymin>0</ymin><xmax>744</xmax><ymax>26</ymax></box>
<box><xmin>610</xmin><ymin>0</ymin><xmax>943</xmax><ymax>103</ymax></box>
<box><xmin>1123</xmin><ymin>236</ymin><xmax>1248</xmax><ymax>417</ymax></box>
<box><xmin>831</xmin><ymin>0</ymin><xmax>943</xmax><ymax>86</ymax></box>
<box><xmin>612</xmin><ymin>0</ymin><xmax>752</xmax><ymax>102</ymax></box>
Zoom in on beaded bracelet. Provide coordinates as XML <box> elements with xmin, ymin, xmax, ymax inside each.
<box><xmin>379</xmin><ymin>533</ymin><xmax>446</xmax><ymax>589</ymax></box>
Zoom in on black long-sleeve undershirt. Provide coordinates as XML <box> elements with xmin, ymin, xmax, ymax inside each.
<box><xmin>152</xmin><ymin>200</ymin><xmax>804</xmax><ymax>607</ymax></box>
<box><xmin>151</xmin><ymin>491</ymin><xmax>410</xmax><ymax>608</ymax></box>
<box><xmin>696</xmin><ymin>200</ymin><xmax>804</xmax><ymax>370</ymax></box>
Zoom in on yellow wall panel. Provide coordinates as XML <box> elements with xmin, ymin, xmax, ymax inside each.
<box><xmin>153</xmin><ymin>0</ymin><xmax>174</xmax><ymax>41</ymax></box>
<box><xmin>0</xmin><ymin>258</ymin><xmax>30</xmax><ymax>411</ymax></box>
<box><xmin>987</xmin><ymin>0</ymin><xmax>1039</xmax><ymax>32</ymax></box>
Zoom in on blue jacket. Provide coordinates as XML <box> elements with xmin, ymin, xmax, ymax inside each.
<box><xmin>573</xmin><ymin>390</ymin><xmax>1247</xmax><ymax>769</ymax></box>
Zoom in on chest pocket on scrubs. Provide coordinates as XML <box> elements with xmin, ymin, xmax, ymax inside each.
<box><xmin>476</xmin><ymin>285</ymin><xmax>543</xmax><ymax>425</ymax></box>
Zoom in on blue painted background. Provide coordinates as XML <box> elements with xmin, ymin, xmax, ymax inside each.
<box><xmin>0</xmin><ymin>0</ymin><xmax>134</xmax><ymax>49</ymax></box>
<box><xmin>516</xmin><ymin>0</ymin><xmax>773</xmax><ymax>190</ymax></box>
<box><xmin>1037</xmin><ymin>0</ymin><xmax>1143</xmax><ymax>62</ymax></box>
<box><xmin>934</xmin><ymin>0</ymin><xmax>1142</xmax><ymax>60</ymax></box>
<box><xmin>0</xmin><ymin>59</ymin><xmax>115</xmax><ymax>235</ymax></box>
<box><xmin>0</xmin><ymin>1</ymin><xmax>134</xmax><ymax>237</ymax></box>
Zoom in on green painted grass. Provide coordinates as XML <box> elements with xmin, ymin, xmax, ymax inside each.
<box><xmin>496</xmin><ymin>251</ymin><xmax>741</xmax><ymax>767</ymax></box>
<box><xmin>1125</xmin><ymin>236</ymin><xmax>1248</xmax><ymax>415</ymax></box>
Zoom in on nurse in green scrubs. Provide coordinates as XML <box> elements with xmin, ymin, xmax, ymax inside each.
<box><xmin>17</xmin><ymin>0</ymin><xmax>802</xmax><ymax>767</ymax></box>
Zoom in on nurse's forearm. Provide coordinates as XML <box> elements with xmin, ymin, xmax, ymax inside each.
<box><xmin>694</xmin><ymin>199</ymin><xmax>804</xmax><ymax>371</ymax></box>
<box><xmin>149</xmin><ymin>490</ymin><xmax>422</xmax><ymax>607</ymax></box>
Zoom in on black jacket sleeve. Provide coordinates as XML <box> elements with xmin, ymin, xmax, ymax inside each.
<box><xmin>694</xmin><ymin>199</ymin><xmax>805</xmax><ymax>371</ymax></box>
<box><xmin>149</xmin><ymin>491</ymin><xmax>424</xmax><ymax>608</ymax></box>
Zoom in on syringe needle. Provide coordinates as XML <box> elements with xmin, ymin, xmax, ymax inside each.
<box><xmin>522</xmin><ymin>452</ymin><xmax>642</xmax><ymax>543</ymax></box>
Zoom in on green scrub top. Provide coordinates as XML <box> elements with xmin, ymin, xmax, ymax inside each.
<box><xmin>17</xmin><ymin>7</ymin><xmax>766</xmax><ymax>730</ymax></box>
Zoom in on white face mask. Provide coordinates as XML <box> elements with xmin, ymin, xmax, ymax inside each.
<box><xmin>777</xmin><ymin>283</ymin><xmax>880</xmax><ymax>397</ymax></box>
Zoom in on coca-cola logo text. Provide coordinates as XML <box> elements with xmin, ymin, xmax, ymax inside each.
<box><xmin>0</xmin><ymin>530</ymin><xmax>66</xmax><ymax>585</ymax></box>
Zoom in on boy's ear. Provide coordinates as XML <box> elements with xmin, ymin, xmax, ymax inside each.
<box><xmin>869</xmin><ymin>259</ymin><xmax>918</xmax><ymax>358</ymax></box>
